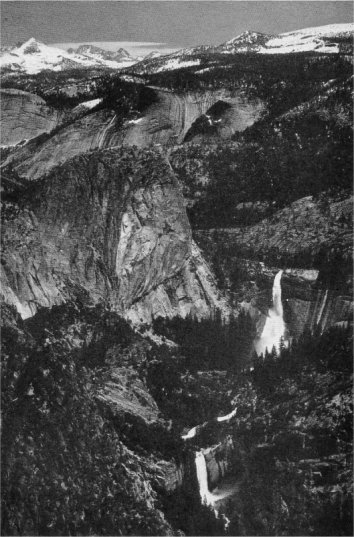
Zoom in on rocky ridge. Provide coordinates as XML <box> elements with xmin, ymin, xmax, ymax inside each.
<box><xmin>2</xmin><ymin>87</ymin><xmax>263</xmax><ymax>180</ymax></box>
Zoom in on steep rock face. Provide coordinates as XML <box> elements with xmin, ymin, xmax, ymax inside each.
<box><xmin>183</xmin><ymin>94</ymin><xmax>264</xmax><ymax>142</ymax></box>
<box><xmin>1</xmin><ymin>147</ymin><xmax>227</xmax><ymax>323</ymax></box>
<box><xmin>3</xmin><ymin>89</ymin><xmax>263</xmax><ymax>181</ymax></box>
<box><xmin>3</xmin><ymin>108</ymin><xmax>116</xmax><ymax>180</ymax></box>
<box><xmin>284</xmin><ymin>286</ymin><xmax>353</xmax><ymax>338</ymax></box>
<box><xmin>247</xmin><ymin>268</ymin><xmax>353</xmax><ymax>340</ymax></box>
<box><xmin>204</xmin><ymin>436</ymin><xmax>235</xmax><ymax>489</ymax></box>
<box><xmin>0</xmin><ymin>89</ymin><xmax>63</xmax><ymax>146</ymax></box>
<box><xmin>125</xmin><ymin>242</ymin><xmax>228</xmax><ymax>324</ymax></box>
<box><xmin>120</xmin><ymin>89</ymin><xmax>263</xmax><ymax>146</ymax></box>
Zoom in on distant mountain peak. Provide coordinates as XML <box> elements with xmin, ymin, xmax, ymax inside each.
<box><xmin>0</xmin><ymin>38</ymin><xmax>137</xmax><ymax>74</ymax></box>
<box><xmin>22</xmin><ymin>37</ymin><xmax>41</xmax><ymax>46</ymax></box>
<box><xmin>217</xmin><ymin>22</ymin><xmax>353</xmax><ymax>55</ymax></box>
<box><xmin>227</xmin><ymin>30</ymin><xmax>267</xmax><ymax>42</ymax></box>
<box><xmin>116</xmin><ymin>47</ymin><xmax>132</xmax><ymax>57</ymax></box>
<box><xmin>70</xmin><ymin>44</ymin><xmax>134</xmax><ymax>62</ymax></box>
<box><xmin>21</xmin><ymin>38</ymin><xmax>44</xmax><ymax>54</ymax></box>
<box><xmin>143</xmin><ymin>50</ymin><xmax>162</xmax><ymax>60</ymax></box>
<box><xmin>217</xmin><ymin>30</ymin><xmax>273</xmax><ymax>53</ymax></box>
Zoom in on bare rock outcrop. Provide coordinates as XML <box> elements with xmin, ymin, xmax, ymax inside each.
<box><xmin>2</xmin><ymin>108</ymin><xmax>116</xmax><ymax>180</ymax></box>
<box><xmin>204</xmin><ymin>436</ymin><xmax>235</xmax><ymax>489</ymax></box>
<box><xmin>0</xmin><ymin>89</ymin><xmax>62</xmax><ymax>146</ymax></box>
<box><xmin>119</xmin><ymin>89</ymin><xmax>263</xmax><ymax>146</ymax></box>
<box><xmin>1</xmin><ymin>147</ymin><xmax>228</xmax><ymax>323</ymax></box>
<box><xmin>3</xmin><ymin>88</ymin><xmax>263</xmax><ymax>181</ymax></box>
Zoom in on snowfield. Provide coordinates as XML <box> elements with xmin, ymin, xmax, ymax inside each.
<box><xmin>260</xmin><ymin>23</ymin><xmax>353</xmax><ymax>54</ymax></box>
<box><xmin>0</xmin><ymin>38</ymin><xmax>137</xmax><ymax>74</ymax></box>
<box><xmin>153</xmin><ymin>58</ymin><xmax>201</xmax><ymax>73</ymax></box>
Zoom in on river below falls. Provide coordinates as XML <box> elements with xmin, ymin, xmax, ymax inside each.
<box><xmin>181</xmin><ymin>270</ymin><xmax>289</xmax><ymax>519</ymax></box>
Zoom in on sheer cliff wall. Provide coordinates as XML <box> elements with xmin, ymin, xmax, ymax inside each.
<box><xmin>1</xmin><ymin>148</ymin><xmax>228</xmax><ymax>323</ymax></box>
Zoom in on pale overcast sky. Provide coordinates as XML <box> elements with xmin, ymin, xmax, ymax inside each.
<box><xmin>2</xmin><ymin>1</ymin><xmax>353</xmax><ymax>52</ymax></box>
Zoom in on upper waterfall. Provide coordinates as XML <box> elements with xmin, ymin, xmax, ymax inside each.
<box><xmin>255</xmin><ymin>270</ymin><xmax>286</xmax><ymax>355</ymax></box>
<box><xmin>272</xmin><ymin>269</ymin><xmax>284</xmax><ymax>318</ymax></box>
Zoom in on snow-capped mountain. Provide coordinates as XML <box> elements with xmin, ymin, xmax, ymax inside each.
<box><xmin>129</xmin><ymin>22</ymin><xmax>353</xmax><ymax>74</ymax></box>
<box><xmin>2</xmin><ymin>23</ymin><xmax>352</xmax><ymax>76</ymax></box>
<box><xmin>217</xmin><ymin>23</ymin><xmax>354</xmax><ymax>54</ymax></box>
<box><xmin>215</xmin><ymin>31</ymin><xmax>275</xmax><ymax>53</ymax></box>
<box><xmin>0</xmin><ymin>38</ymin><xmax>137</xmax><ymax>74</ymax></box>
<box><xmin>143</xmin><ymin>51</ymin><xmax>162</xmax><ymax>60</ymax></box>
<box><xmin>68</xmin><ymin>44</ymin><xmax>135</xmax><ymax>63</ymax></box>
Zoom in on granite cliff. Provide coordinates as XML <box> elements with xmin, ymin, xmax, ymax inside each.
<box><xmin>1</xmin><ymin>147</ymin><xmax>227</xmax><ymax>323</ymax></box>
<box><xmin>2</xmin><ymin>88</ymin><xmax>263</xmax><ymax>180</ymax></box>
<box><xmin>0</xmin><ymin>88</ymin><xmax>64</xmax><ymax>147</ymax></box>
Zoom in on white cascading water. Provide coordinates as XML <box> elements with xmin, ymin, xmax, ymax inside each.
<box><xmin>316</xmin><ymin>289</ymin><xmax>328</xmax><ymax>329</ymax></box>
<box><xmin>195</xmin><ymin>451</ymin><xmax>215</xmax><ymax>507</ymax></box>
<box><xmin>181</xmin><ymin>426</ymin><xmax>198</xmax><ymax>440</ymax></box>
<box><xmin>256</xmin><ymin>270</ymin><xmax>286</xmax><ymax>356</ymax></box>
<box><xmin>195</xmin><ymin>449</ymin><xmax>239</xmax><ymax>522</ymax></box>
<box><xmin>217</xmin><ymin>408</ymin><xmax>237</xmax><ymax>423</ymax></box>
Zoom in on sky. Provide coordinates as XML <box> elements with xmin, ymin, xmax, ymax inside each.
<box><xmin>1</xmin><ymin>1</ymin><xmax>353</xmax><ymax>56</ymax></box>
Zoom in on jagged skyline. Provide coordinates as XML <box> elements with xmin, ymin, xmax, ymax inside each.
<box><xmin>2</xmin><ymin>1</ymin><xmax>353</xmax><ymax>52</ymax></box>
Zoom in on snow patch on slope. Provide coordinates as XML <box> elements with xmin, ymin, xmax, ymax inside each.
<box><xmin>153</xmin><ymin>58</ymin><xmax>201</xmax><ymax>73</ymax></box>
<box><xmin>260</xmin><ymin>23</ymin><xmax>353</xmax><ymax>54</ymax></box>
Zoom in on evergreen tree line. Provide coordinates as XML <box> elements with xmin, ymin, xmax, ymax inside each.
<box><xmin>143</xmin><ymin>53</ymin><xmax>351</xmax><ymax>116</ymax></box>
<box><xmin>95</xmin><ymin>76</ymin><xmax>158</xmax><ymax>122</ymax></box>
<box><xmin>152</xmin><ymin>311</ymin><xmax>257</xmax><ymax>372</ymax></box>
<box><xmin>252</xmin><ymin>323</ymin><xmax>353</xmax><ymax>390</ymax></box>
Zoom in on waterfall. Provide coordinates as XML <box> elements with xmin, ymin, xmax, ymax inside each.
<box><xmin>272</xmin><ymin>270</ymin><xmax>284</xmax><ymax>318</ymax></box>
<box><xmin>195</xmin><ymin>449</ymin><xmax>240</xmax><ymax>517</ymax></box>
<box><xmin>217</xmin><ymin>408</ymin><xmax>237</xmax><ymax>423</ymax></box>
<box><xmin>195</xmin><ymin>451</ymin><xmax>215</xmax><ymax>507</ymax></box>
<box><xmin>181</xmin><ymin>426</ymin><xmax>198</xmax><ymax>440</ymax></box>
<box><xmin>256</xmin><ymin>270</ymin><xmax>286</xmax><ymax>356</ymax></box>
<box><xmin>316</xmin><ymin>289</ymin><xmax>328</xmax><ymax>329</ymax></box>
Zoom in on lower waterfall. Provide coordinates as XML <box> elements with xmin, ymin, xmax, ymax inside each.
<box><xmin>195</xmin><ymin>451</ymin><xmax>215</xmax><ymax>507</ymax></box>
<box><xmin>255</xmin><ymin>270</ymin><xmax>286</xmax><ymax>356</ymax></box>
<box><xmin>194</xmin><ymin>449</ymin><xmax>238</xmax><ymax>530</ymax></box>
